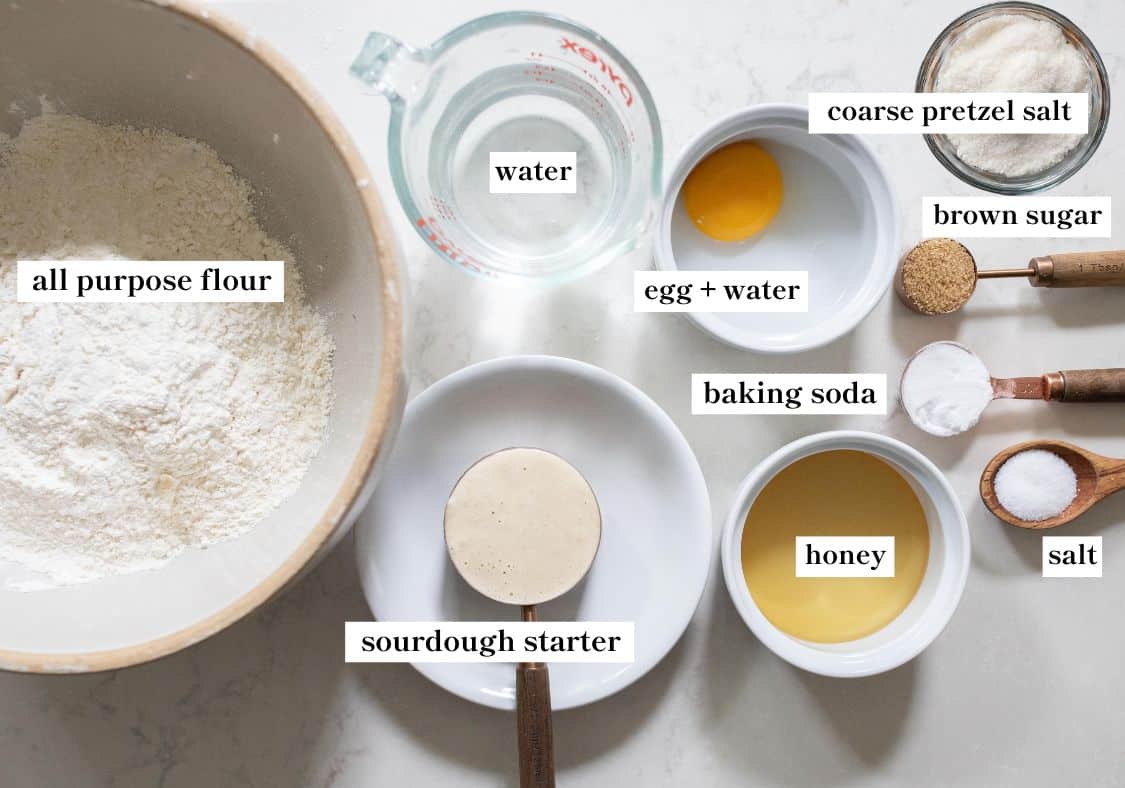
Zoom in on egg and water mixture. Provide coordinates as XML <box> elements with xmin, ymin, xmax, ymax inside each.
<box><xmin>741</xmin><ymin>451</ymin><xmax>930</xmax><ymax>643</ymax></box>
<box><xmin>683</xmin><ymin>140</ymin><xmax>783</xmax><ymax>241</ymax></box>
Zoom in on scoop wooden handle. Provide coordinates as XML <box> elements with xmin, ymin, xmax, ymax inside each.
<box><xmin>1031</xmin><ymin>252</ymin><xmax>1125</xmax><ymax>287</ymax></box>
<box><xmin>1097</xmin><ymin>459</ymin><xmax>1125</xmax><ymax>498</ymax></box>
<box><xmin>1052</xmin><ymin>369</ymin><xmax>1125</xmax><ymax>402</ymax></box>
<box><xmin>517</xmin><ymin>661</ymin><xmax>555</xmax><ymax>788</ymax></box>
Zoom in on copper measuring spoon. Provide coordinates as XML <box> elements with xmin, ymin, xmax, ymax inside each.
<box><xmin>980</xmin><ymin>440</ymin><xmax>1125</xmax><ymax>529</ymax></box>
<box><xmin>897</xmin><ymin>241</ymin><xmax>1125</xmax><ymax>314</ymax></box>
<box><xmin>901</xmin><ymin>341</ymin><xmax>1125</xmax><ymax>436</ymax></box>
<box><xmin>990</xmin><ymin>367</ymin><xmax>1125</xmax><ymax>403</ymax></box>
<box><xmin>444</xmin><ymin>448</ymin><xmax>602</xmax><ymax>788</ymax></box>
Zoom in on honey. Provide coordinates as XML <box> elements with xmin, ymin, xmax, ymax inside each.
<box><xmin>740</xmin><ymin>450</ymin><xmax>929</xmax><ymax>643</ymax></box>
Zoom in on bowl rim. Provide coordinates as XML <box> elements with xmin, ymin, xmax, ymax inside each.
<box><xmin>654</xmin><ymin>103</ymin><xmax>901</xmax><ymax>354</ymax></box>
<box><xmin>0</xmin><ymin>0</ymin><xmax>405</xmax><ymax>674</ymax></box>
<box><xmin>719</xmin><ymin>430</ymin><xmax>971</xmax><ymax>677</ymax></box>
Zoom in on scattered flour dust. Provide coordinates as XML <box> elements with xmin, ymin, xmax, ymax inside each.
<box><xmin>0</xmin><ymin>112</ymin><xmax>334</xmax><ymax>589</ymax></box>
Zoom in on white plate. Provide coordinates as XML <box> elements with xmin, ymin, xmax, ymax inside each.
<box><xmin>655</xmin><ymin>103</ymin><xmax>900</xmax><ymax>354</ymax></box>
<box><xmin>354</xmin><ymin>355</ymin><xmax>711</xmax><ymax>710</ymax></box>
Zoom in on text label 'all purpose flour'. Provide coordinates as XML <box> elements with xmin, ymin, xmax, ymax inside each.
<box><xmin>0</xmin><ymin>113</ymin><xmax>334</xmax><ymax>589</ymax></box>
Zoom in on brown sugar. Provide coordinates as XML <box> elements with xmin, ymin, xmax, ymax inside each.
<box><xmin>898</xmin><ymin>238</ymin><xmax>977</xmax><ymax>314</ymax></box>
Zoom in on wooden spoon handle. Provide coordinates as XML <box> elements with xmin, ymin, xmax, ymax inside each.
<box><xmin>517</xmin><ymin>661</ymin><xmax>555</xmax><ymax>788</ymax></box>
<box><xmin>1031</xmin><ymin>252</ymin><xmax>1125</xmax><ymax>287</ymax></box>
<box><xmin>1054</xmin><ymin>369</ymin><xmax>1125</xmax><ymax>402</ymax></box>
<box><xmin>1097</xmin><ymin>459</ymin><xmax>1125</xmax><ymax>497</ymax></box>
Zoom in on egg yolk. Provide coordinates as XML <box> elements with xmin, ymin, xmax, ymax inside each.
<box><xmin>683</xmin><ymin>141</ymin><xmax>783</xmax><ymax>242</ymax></box>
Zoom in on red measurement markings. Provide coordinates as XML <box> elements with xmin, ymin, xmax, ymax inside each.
<box><xmin>559</xmin><ymin>37</ymin><xmax>634</xmax><ymax>107</ymax></box>
<box><xmin>415</xmin><ymin>217</ymin><xmax>489</xmax><ymax>275</ymax></box>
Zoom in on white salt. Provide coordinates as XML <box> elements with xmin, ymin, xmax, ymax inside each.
<box><xmin>901</xmin><ymin>342</ymin><xmax>994</xmax><ymax>437</ymax></box>
<box><xmin>935</xmin><ymin>14</ymin><xmax>1091</xmax><ymax>178</ymax></box>
<box><xmin>994</xmin><ymin>449</ymin><xmax>1077</xmax><ymax>522</ymax></box>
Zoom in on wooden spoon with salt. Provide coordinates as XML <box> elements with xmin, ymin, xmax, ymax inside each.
<box><xmin>980</xmin><ymin>439</ymin><xmax>1125</xmax><ymax>529</ymax></box>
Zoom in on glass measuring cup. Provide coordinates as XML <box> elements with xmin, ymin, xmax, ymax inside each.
<box><xmin>351</xmin><ymin>12</ymin><xmax>662</xmax><ymax>283</ymax></box>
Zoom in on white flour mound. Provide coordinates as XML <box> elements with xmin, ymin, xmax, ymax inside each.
<box><xmin>0</xmin><ymin>113</ymin><xmax>334</xmax><ymax>589</ymax></box>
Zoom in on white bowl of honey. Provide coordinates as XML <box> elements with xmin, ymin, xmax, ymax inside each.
<box><xmin>720</xmin><ymin>431</ymin><xmax>969</xmax><ymax>677</ymax></box>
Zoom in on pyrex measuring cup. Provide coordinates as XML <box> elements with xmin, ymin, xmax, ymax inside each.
<box><xmin>351</xmin><ymin>12</ymin><xmax>662</xmax><ymax>283</ymax></box>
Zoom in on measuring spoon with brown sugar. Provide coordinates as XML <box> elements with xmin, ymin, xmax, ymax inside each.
<box><xmin>897</xmin><ymin>239</ymin><xmax>1125</xmax><ymax>315</ymax></box>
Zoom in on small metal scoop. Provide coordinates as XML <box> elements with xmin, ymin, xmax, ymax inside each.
<box><xmin>897</xmin><ymin>238</ymin><xmax>1125</xmax><ymax>314</ymax></box>
<box><xmin>444</xmin><ymin>447</ymin><xmax>602</xmax><ymax>788</ymax></box>
<box><xmin>901</xmin><ymin>341</ymin><xmax>1125</xmax><ymax>436</ymax></box>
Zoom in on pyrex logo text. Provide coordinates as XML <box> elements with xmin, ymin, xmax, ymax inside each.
<box><xmin>560</xmin><ymin>37</ymin><xmax>634</xmax><ymax>107</ymax></box>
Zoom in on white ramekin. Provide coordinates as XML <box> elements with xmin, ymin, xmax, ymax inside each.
<box><xmin>720</xmin><ymin>430</ymin><xmax>970</xmax><ymax>677</ymax></box>
<box><xmin>655</xmin><ymin>104</ymin><xmax>900</xmax><ymax>354</ymax></box>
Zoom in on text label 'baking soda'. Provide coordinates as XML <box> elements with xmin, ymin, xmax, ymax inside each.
<box><xmin>808</xmin><ymin>93</ymin><xmax>1088</xmax><ymax>135</ymax></box>
<box><xmin>344</xmin><ymin>622</ymin><xmax>635</xmax><ymax>663</ymax></box>
<box><xmin>17</xmin><ymin>260</ymin><xmax>284</xmax><ymax>303</ymax></box>
<box><xmin>1043</xmin><ymin>536</ymin><xmax>1102</xmax><ymax>578</ymax></box>
<box><xmin>796</xmin><ymin>537</ymin><xmax>896</xmax><ymax>578</ymax></box>
<box><xmin>635</xmin><ymin>271</ymin><xmax>808</xmax><ymax>313</ymax></box>
<box><xmin>489</xmin><ymin>152</ymin><xmax>577</xmax><ymax>194</ymax></box>
<box><xmin>922</xmin><ymin>196</ymin><xmax>1111</xmax><ymax>239</ymax></box>
<box><xmin>692</xmin><ymin>374</ymin><xmax>886</xmax><ymax>416</ymax></box>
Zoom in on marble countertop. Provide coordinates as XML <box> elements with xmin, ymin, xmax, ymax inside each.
<box><xmin>5</xmin><ymin>0</ymin><xmax>1125</xmax><ymax>785</ymax></box>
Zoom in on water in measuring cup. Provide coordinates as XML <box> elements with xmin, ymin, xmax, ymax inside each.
<box><xmin>428</xmin><ymin>65</ymin><xmax>631</xmax><ymax>273</ymax></box>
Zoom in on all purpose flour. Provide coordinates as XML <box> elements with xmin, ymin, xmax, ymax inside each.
<box><xmin>0</xmin><ymin>112</ymin><xmax>334</xmax><ymax>589</ymax></box>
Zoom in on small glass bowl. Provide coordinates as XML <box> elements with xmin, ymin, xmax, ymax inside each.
<box><xmin>916</xmin><ymin>2</ymin><xmax>1110</xmax><ymax>194</ymax></box>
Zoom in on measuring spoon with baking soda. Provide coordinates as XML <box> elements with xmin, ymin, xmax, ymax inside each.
<box><xmin>444</xmin><ymin>447</ymin><xmax>602</xmax><ymax>788</ymax></box>
<box><xmin>897</xmin><ymin>239</ymin><xmax>1125</xmax><ymax>315</ymax></box>
<box><xmin>901</xmin><ymin>341</ymin><xmax>1125</xmax><ymax>436</ymax></box>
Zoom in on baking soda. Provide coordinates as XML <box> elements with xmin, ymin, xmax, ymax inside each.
<box><xmin>901</xmin><ymin>343</ymin><xmax>993</xmax><ymax>437</ymax></box>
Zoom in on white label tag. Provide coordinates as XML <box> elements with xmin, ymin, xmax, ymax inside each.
<box><xmin>17</xmin><ymin>260</ymin><xmax>284</xmax><ymax>303</ymax></box>
<box><xmin>634</xmin><ymin>270</ymin><xmax>808</xmax><ymax>313</ymax></box>
<box><xmin>922</xmin><ymin>196</ymin><xmax>1111</xmax><ymax>238</ymax></box>
<box><xmin>489</xmin><ymin>152</ymin><xmax>577</xmax><ymax>194</ymax></box>
<box><xmin>691</xmin><ymin>374</ymin><xmax>887</xmax><ymax>415</ymax></box>
<box><xmin>808</xmin><ymin>92</ymin><xmax>1088</xmax><ymax>134</ymax></box>
<box><xmin>1042</xmin><ymin>536</ymin><xmax>1102</xmax><ymax>578</ymax></box>
<box><xmin>344</xmin><ymin>622</ymin><xmax>635</xmax><ymax>663</ymax></box>
<box><xmin>796</xmin><ymin>537</ymin><xmax>896</xmax><ymax>578</ymax></box>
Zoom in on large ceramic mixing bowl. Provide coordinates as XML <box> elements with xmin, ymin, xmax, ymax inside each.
<box><xmin>0</xmin><ymin>0</ymin><xmax>405</xmax><ymax>672</ymax></box>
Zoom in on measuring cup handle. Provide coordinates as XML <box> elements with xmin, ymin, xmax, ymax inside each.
<box><xmin>1031</xmin><ymin>252</ymin><xmax>1125</xmax><ymax>287</ymax></box>
<box><xmin>349</xmin><ymin>33</ymin><xmax>427</xmax><ymax>101</ymax></box>
<box><xmin>1054</xmin><ymin>369</ymin><xmax>1125</xmax><ymax>402</ymax></box>
<box><xmin>517</xmin><ymin>661</ymin><xmax>556</xmax><ymax>788</ymax></box>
